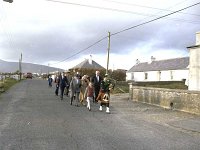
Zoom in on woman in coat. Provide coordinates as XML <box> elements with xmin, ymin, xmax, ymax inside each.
<box><xmin>80</xmin><ymin>75</ymin><xmax>90</xmax><ymax>105</ymax></box>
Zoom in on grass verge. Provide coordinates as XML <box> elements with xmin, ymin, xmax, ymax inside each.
<box><xmin>111</xmin><ymin>81</ymin><xmax>188</xmax><ymax>94</ymax></box>
<box><xmin>0</xmin><ymin>78</ymin><xmax>19</xmax><ymax>94</ymax></box>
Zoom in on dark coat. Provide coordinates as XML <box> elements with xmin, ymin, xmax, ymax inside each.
<box><xmin>59</xmin><ymin>76</ymin><xmax>69</xmax><ymax>88</ymax></box>
<box><xmin>91</xmin><ymin>75</ymin><xmax>102</xmax><ymax>88</ymax></box>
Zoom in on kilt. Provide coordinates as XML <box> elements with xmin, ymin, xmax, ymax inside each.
<box><xmin>96</xmin><ymin>91</ymin><xmax>110</xmax><ymax>104</ymax></box>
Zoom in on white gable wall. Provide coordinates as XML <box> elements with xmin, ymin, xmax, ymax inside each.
<box><xmin>188</xmin><ymin>32</ymin><xmax>200</xmax><ymax>91</ymax></box>
<box><xmin>126</xmin><ymin>69</ymin><xmax>188</xmax><ymax>83</ymax></box>
<box><xmin>126</xmin><ymin>73</ymin><xmax>133</xmax><ymax>81</ymax></box>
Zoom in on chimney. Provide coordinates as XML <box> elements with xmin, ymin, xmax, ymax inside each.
<box><xmin>151</xmin><ymin>56</ymin><xmax>156</xmax><ymax>62</ymax></box>
<box><xmin>89</xmin><ymin>55</ymin><xmax>92</xmax><ymax>65</ymax></box>
<box><xmin>136</xmin><ymin>59</ymin><xmax>140</xmax><ymax>65</ymax></box>
<box><xmin>196</xmin><ymin>32</ymin><xmax>200</xmax><ymax>45</ymax></box>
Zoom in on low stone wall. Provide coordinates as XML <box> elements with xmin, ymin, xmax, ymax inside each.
<box><xmin>129</xmin><ymin>83</ymin><xmax>200</xmax><ymax>115</ymax></box>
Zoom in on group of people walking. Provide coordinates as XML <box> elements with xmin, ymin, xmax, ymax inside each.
<box><xmin>48</xmin><ymin>70</ymin><xmax>113</xmax><ymax>113</ymax></box>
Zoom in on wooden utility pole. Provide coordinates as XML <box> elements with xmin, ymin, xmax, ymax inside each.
<box><xmin>19</xmin><ymin>58</ymin><xmax>20</xmax><ymax>80</ymax></box>
<box><xmin>19</xmin><ymin>53</ymin><xmax>22</xmax><ymax>80</ymax></box>
<box><xmin>48</xmin><ymin>63</ymin><xmax>50</xmax><ymax>75</ymax></box>
<box><xmin>106</xmin><ymin>31</ymin><xmax>111</xmax><ymax>75</ymax></box>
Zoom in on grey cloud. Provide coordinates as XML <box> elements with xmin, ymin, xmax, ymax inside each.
<box><xmin>1</xmin><ymin>2</ymin><xmax>200</xmax><ymax>66</ymax></box>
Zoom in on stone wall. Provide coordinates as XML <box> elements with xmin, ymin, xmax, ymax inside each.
<box><xmin>129</xmin><ymin>83</ymin><xmax>200</xmax><ymax>115</ymax></box>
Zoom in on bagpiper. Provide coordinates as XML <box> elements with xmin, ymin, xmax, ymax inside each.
<box><xmin>96</xmin><ymin>74</ymin><xmax>113</xmax><ymax>113</ymax></box>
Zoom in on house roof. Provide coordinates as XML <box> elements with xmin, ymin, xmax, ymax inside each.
<box><xmin>71</xmin><ymin>59</ymin><xmax>105</xmax><ymax>70</ymax></box>
<box><xmin>187</xmin><ymin>45</ymin><xmax>200</xmax><ymax>49</ymax></box>
<box><xmin>127</xmin><ymin>57</ymin><xmax>189</xmax><ymax>72</ymax></box>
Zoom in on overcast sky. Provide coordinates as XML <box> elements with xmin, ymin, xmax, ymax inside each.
<box><xmin>0</xmin><ymin>0</ymin><xmax>200</xmax><ymax>70</ymax></box>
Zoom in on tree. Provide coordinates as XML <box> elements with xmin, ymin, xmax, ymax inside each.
<box><xmin>110</xmin><ymin>70</ymin><xmax>126</xmax><ymax>81</ymax></box>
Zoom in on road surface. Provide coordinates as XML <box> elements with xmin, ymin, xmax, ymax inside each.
<box><xmin>0</xmin><ymin>79</ymin><xmax>200</xmax><ymax>150</ymax></box>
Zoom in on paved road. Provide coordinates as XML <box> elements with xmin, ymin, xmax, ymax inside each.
<box><xmin>0</xmin><ymin>79</ymin><xmax>200</xmax><ymax>150</ymax></box>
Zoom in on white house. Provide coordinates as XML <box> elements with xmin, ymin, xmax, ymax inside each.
<box><xmin>126</xmin><ymin>57</ymin><xmax>189</xmax><ymax>84</ymax></box>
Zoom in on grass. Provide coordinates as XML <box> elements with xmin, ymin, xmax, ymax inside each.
<box><xmin>0</xmin><ymin>78</ymin><xmax>19</xmax><ymax>94</ymax></box>
<box><xmin>112</xmin><ymin>81</ymin><xmax>129</xmax><ymax>94</ymax></box>
<box><xmin>135</xmin><ymin>81</ymin><xmax>188</xmax><ymax>90</ymax></box>
<box><xmin>111</xmin><ymin>81</ymin><xmax>188</xmax><ymax>94</ymax></box>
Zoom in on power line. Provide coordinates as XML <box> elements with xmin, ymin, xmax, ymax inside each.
<box><xmin>45</xmin><ymin>0</ymin><xmax>165</xmax><ymax>17</ymax></box>
<box><xmin>44</xmin><ymin>0</ymin><xmax>200</xmax><ymax>26</ymax></box>
<box><xmin>101</xmin><ymin>0</ymin><xmax>200</xmax><ymax>17</ymax></box>
<box><xmin>45</xmin><ymin>0</ymin><xmax>200</xmax><ymax>25</ymax></box>
<box><xmin>115</xmin><ymin>0</ymin><xmax>200</xmax><ymax>33</ymax></box>
<box><xmin>45</xmin><ymin>0</ymin><xmax>200</xmax><ymax>17</ymax></box>
<box><xmin>49</xmin><ymin>35</ymin><xmax>107</xmax><ymax>65</ymax></box>
<box><xmin>111</xmin><ymin>1</ymin><xmax>200</xmax><ymax>36</ymax></box>
<box><xmin>48</xmin><ymin>1</ymin><xmax>200</xmax><ymax>65</ymax></box>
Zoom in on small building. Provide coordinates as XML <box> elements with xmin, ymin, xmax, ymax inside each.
<box><xmin>69</xmin><ymin>58</ymin><xmax>106</xmax><ymax>77</ymax></box>
<box><xmin>126</xmin><ymin>57</ymin><xmax>189</xmax><ymax>84</ymax></box>
<box><xmin>71</xmin><ymin>59</ymin><xmax>105</xmax><ymax>70</ymax></box>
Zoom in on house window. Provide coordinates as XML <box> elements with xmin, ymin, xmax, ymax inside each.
<box><xmin>131</xmin><ymin>73</ymin><xmax>134</xmax><ymax>80</ymax></box>
<box><xmin>170</xmin><ymin>71</ymin><xmax>173</xmax><ymax>80</ymax></box>
<box><xmin>145</xmin><ymin>73</ymin><xmax>148</xmax><ymax>80</ymax></box>
<box><xmin>158</xmin><ymin>71</ymin><xmax>161</xmax><ymax>81</ymax></box>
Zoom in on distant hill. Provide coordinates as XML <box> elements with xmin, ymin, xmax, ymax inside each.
<box><xmin>0</xmin><ymin>59</ymin><xmax>64</xmax><ymax>73</ymax></box>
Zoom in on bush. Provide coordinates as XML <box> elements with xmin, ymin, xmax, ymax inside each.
<box><xmin>110</xmin><ymin>70</ymin><xmax>126</xmax><ymax>81</ymax></box>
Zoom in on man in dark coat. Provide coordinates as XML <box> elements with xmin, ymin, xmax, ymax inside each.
<box><xmin>91</xmin><ymin>70</ymin><xmax>102</xmax><ymax>103</ymax></box>
<box><xmin>65</xmin><ymin>70</ymin><xmax>72</xmax><ymax>97</ymax></box>
<box><xmin>54</xmin><ymin>73</ymin><xmax>61</xmax><ymax>96</ymax></box>
<box><xmin>59</xmin><ymin>73</ymin><xmax>69</xmax><ymax>100</ymax></box>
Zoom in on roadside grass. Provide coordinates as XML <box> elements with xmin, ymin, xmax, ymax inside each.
<box><xmin>112</xmin><ymin>81</ymin><xmax>129</xmax><ymax>94</ymax></box>
<box><xmin>140</xmin><ymin>83</ymin><xmax>188</xmax><ymax>89</ymax></box>
<box><xmin>112</xmin><ymin>81</ymin><xmax>188</xmax><ymax>94</ymax></box>
<box><xmin>0</xmin><ymin>78</ymin><xmax>19</xmax><ymax>94</ymax></box>
<box><xmin>135</xmin><ymin>81</ymin><xmax>188</xmax><ymax>90</ymax></box>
